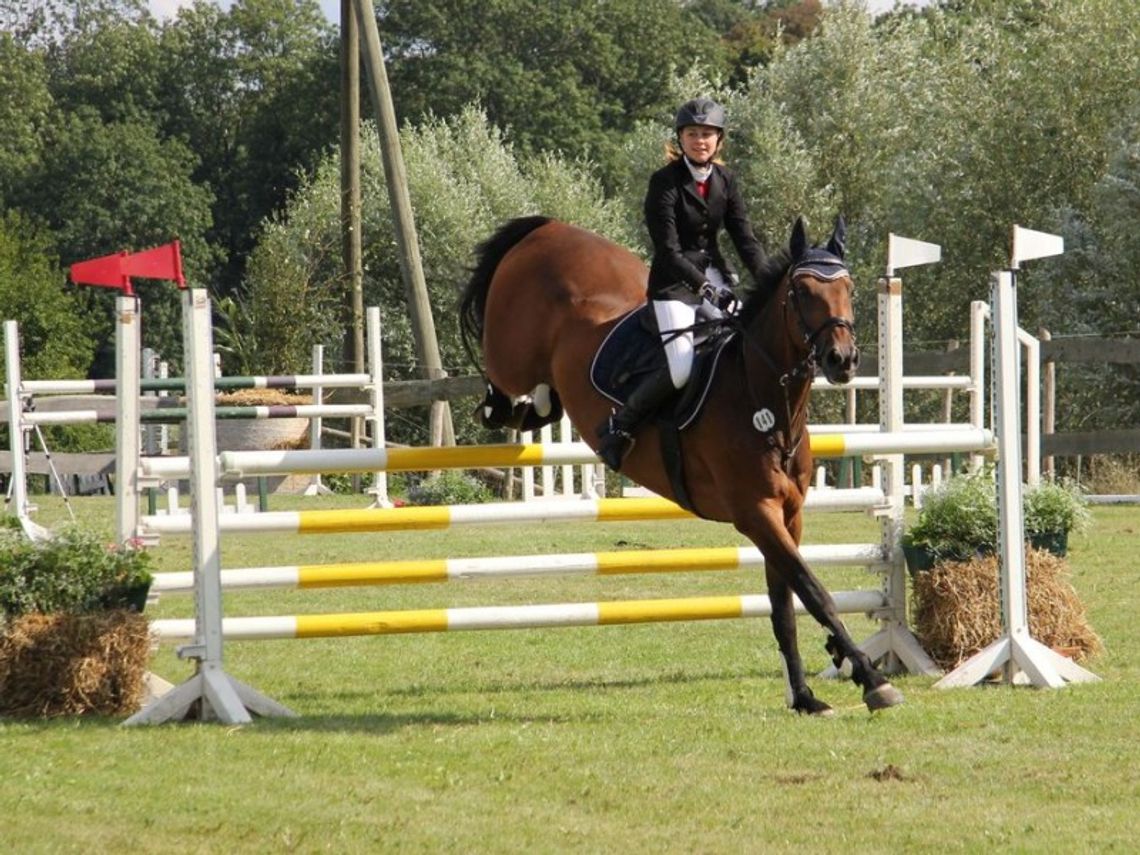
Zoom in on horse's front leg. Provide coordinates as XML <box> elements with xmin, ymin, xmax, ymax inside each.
<box><xmin>767</xmin><ymin>569</ymin><xmax>834</xmax><ymax>716</ymax></box>
<box><xmin>740</xmin><ymin>501</ymin><xmax>904</xmax><ymax>712</ymax></box>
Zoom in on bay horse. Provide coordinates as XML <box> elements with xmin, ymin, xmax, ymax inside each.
<box><xmin>459</xmin><ymin>215</ymin><xmax>903</xmax><ymax>714</ymax></box>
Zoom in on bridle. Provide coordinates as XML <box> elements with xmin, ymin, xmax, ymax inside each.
<box><xmin>784</xmin><ymin>252</ymin><xmax>856</xmax><ymax>381</ymax></box>
<box><xmin>736</xmin><ymin>250</ymin><xmax>856</xmax><ymax>469</ymax></box>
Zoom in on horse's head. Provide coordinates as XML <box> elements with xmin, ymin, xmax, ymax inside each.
<box><xmin>784</xmin><ymin>215</ymin><xmax>859</xmax><ymax>384</ymax></box>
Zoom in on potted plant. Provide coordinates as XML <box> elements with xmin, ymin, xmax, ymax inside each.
<box><xmin>1023</xmin><ymin>479</ymin><xmax>1091</xmax><ymax>556</ymax></box>
<box><xmin>0</xmin><ymin>524</ymin><xmax>154</xmax><ymax>618</ymax></box>
<box><xmin>0</xmin><ymin>522</ymin><xmax>154</xmax><ymax>717</ymax></box>
<box><xmin>903</xmin><ymin>470</ymin><xmax>998</xmax><ymax>574</ymax></box>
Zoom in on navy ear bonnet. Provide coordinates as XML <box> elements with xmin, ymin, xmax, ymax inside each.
<box><xmin>791</xmin><ymin>248</ymin><xmax>848</xmax><ymax>281</ymax></box>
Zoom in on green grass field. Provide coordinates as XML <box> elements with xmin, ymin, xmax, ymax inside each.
<box><xmin>2</xmin><ymin>497</ymin><xmax>1138</xmax><ymax>853</ymax></box>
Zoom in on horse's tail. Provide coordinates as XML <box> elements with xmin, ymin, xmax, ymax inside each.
<box><xmin>459</xmin><ymin>215</ymin><xmax>553</xmax><ymax>369</ymax></box>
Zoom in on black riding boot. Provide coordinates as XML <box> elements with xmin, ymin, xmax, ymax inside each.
<box><xmin>595</xmin><ymin>367</ymin><xmax>677</xmax><ymax>470</ymax></box>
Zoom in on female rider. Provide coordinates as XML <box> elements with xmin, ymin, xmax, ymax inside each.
<box><xmin>596</xmin><ymin>97</ymin><xmax>771</xmax><ymax>470</ymax></box>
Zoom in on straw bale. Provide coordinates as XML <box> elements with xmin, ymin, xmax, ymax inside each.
<box><xmin>215</xmin><ymin>389</ymin><xmax>311</xmax><ymax>406</ymax></box>
<box><xmin>0</xmin><ymin>612</ymin><xmax>152</xmax><ymax>718</ymax></box>
<box><xmin>912</xmin><ymin>548</ymin><xmax>1103</xmax><ymax>671</ymax></box>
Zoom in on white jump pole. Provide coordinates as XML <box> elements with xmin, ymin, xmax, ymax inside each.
<box><xmin>126</xmin><ymin>289</ymin><xmax>295</xmax><ymax>725</ymax></box>
<box><xmin>2</xmin><ymin>320</ymin><xmax>50</xmax><ymax>539</ymax></box>
<box><xmin>366</xmin><ymin>306</ymin><xmax>391</xmax><ymax>507</ymax></box>
<box><xmin>302</xmin><ymin>344</ymin><xmax>332</xmax><ymax>497</ymax></box>
<box><xmin>937</xmin><ymin>227</ymin><xmax>1097</xmax><ymax>690</ymax></box>
<box><xmin>116</xmin><ymin>294</ymin><xmax>142</xmax><ymax>545</ymax></box>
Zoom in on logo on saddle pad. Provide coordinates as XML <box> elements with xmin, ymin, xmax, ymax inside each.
<box><xmin>752</xmin><ymin>408</ymin><xmax>776</xmax><ymax>432</ymax></box>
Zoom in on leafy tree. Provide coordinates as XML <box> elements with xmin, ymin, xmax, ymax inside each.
<box><xmin>0</xmin><ymin>212</ymin><xmax>94</xmax><ymax>379</ymax></box>
<box><xmin>377</xmin><ymin>0</ymin><xmax>724</xmax><ymax>181</ymax></box>
<box><xmin>0</xmin><ymin>33</ymin><xmax>52</xmax><ymax>207</ymax></box>
<box><xmin>0</xmin><ymin>0</ymin><xmax>149</xmax><ymax>49</ymax></box>
<box><xmin>243</xmin><ymin>109</ymin><xmax>635</xmax><ymax>443</ymax></box>
<box><xmin>18</xmin><ymin>109</ymin><xmax>215</xmax><ymax>371</ymax></box>
<box><xmin>690</xmin><ymin>0</ymin><xmax>825</xmax><ymax>84</ymax></box>
<box><xmin>1031</xmin><ymin>103</ymin><xmax>1140</xmax><ymax>433</ymax></box>
<box><xmin>41</xmin><ymin>8</ymin><xmax>163</xmax><ymax>125</ymax></box>
<box><xmin>154</xmin><ymin>0</ymin><xmax>339</xmax><ymax>293</ymax></box>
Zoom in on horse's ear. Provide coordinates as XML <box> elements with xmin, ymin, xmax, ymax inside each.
<box><xmin>826</xmin><ymin>214</ymin><xmax>847</xmax><ymax>259</ymax></box>
<box><xmin>790</xmin><ymin>216</ymin><xmax>808</xmax><ymax>260</ymax></box>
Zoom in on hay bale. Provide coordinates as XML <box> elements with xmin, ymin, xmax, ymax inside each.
<box><xmin>912</xmin><ymin>548</ymin><xmax>1103</xmax><ymax>671</ymax></box>
<box><xmin>0</xmin><ymin>612</ymin><xmax>152</xmax><ymax>718</ymax></box>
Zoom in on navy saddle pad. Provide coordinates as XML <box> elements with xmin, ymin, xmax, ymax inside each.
<box><xmin>588</xmin><ymin>304</ymin><xmax>735</xmax><ymax>431</ymax></box>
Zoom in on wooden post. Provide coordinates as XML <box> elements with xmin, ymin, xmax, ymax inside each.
<box><xmin>341</xmin><ymin>0</ymin><xmax>365</xmax><ymax>490</ymax></box>
<box><xmin>1040</xmin><ymin>328</ymin><xmax>1055</xmax><ymax>480</ymax></box>
<box><xmin>351</xmin><ymin>0</ymin><xmax>453</xmax><ymax>446</ymax></box>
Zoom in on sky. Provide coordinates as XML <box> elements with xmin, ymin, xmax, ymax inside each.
<box><xmin>148</xmin><ymin>1</ymin><xmax>927</xmax><ymax>27</ymax></box>
<box><xmin>149</xmin><ymin>1</ymin><xmax>341</xmax><ymax>22</ymax></box>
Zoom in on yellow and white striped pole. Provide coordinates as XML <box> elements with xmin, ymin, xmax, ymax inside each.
<box><xmin>151</xmin><ymin>589</ymin><xmax>888</xmax><ymax>641</ymax></box>
<box><xmin>150</xmin><ymin>542</ymin><xmax>888</xmax><ymax>594</ymax></box>
<box><xmin>139</xmin><ymin>430</ymin><xmax>996</xmax><ymax>480</ymax></box>
<box><xmin>140</xmin><ymin>490</ymin><xmax>887</xmax><ymax>536</ymax></box>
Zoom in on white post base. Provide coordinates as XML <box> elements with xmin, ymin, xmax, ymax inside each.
<box><xmin>935</xmin><ymin>627</ymin><xmax>1099</xmax><ymax>689</ymax></box>
<box><xmin>820</xmin><ymin>620</ymin><xmax>942</xmax><ymax>678</ymax></box>
<box><xmin>123</xmin><ymin>664</ymin><xmax>296</xmax><ymax>726</ymax></box>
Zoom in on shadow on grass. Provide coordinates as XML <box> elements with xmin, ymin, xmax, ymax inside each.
<box><xmin>0</xmin><ymin>667</ymin><xmax>781</xmax><ymax>734</ymax></box>
<box><xmin>381</xmin><ymin>664</ymin><xmax>773</xmax><ymax>698</ymax></box>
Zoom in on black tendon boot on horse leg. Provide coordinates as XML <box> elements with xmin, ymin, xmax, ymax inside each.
<box><xmin>595</xmin><ymin>366</ymin><xmax>676</xmax><ymax>470</ymax></box>
<box><xmin>787</xmin><ymin>571</ymin><xmax>904</xmax><ymax>712</ymax></box>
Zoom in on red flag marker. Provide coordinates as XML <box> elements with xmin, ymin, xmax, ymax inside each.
<box><xmin>69</xmin><ymin>241</ymin><xmax>186</xmax><ymax>295</ymax></box>
<box><xmin>123</xmin><ymin>240</ymin><xmax>185</xmax><ymax>288</ymax></box>
<box><xmin>69</xmin><ymin>251</ymin><xmax>131</xmax><ymax>294</ymax></box>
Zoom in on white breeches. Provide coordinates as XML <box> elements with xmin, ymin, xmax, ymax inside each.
<box><xmin>653</xmin><ymin>267</ymin><xmax>729</xmax><ymax>389</ymax></box>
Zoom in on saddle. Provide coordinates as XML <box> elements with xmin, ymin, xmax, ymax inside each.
<box><xmin>589</xmin><ymin>304</ymin><xmax>736</xmax><ymax>515</ymax></box>
<box><xmin>589</xmin><ymin>304</ymin><xmax>736</xmax><ymax>430</ymax></box>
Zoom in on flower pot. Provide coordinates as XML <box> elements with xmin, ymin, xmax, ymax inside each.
<box><xmin>902</xmin><ymin>542</ymin><xmax>939</xmax><ymax>576</ymax></box>
<box><xmin>902</xmin><ymin>542</ymin><xmax>994</xmax><ymax>576</ymax></box>
<box><xmin>1028</xmin><ymin>529</ymin><xmax>1068</xmax><ymax>557</ymax></box>
<box><xmin>99</xmin><ymin>580</ymin><xmax>153</xmax><ymax>613</ymax></box>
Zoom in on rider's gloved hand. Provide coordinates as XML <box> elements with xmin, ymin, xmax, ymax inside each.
<box><xmin>700</xmin><ymin>281</ymin><xmax>737</xmax><ymax>312</ymax></box>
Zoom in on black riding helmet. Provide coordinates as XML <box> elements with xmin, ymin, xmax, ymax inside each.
<box><xmin>674</xmin><ymin>97</ymin><xmax>726</xmax><ymax>132</ymax></box>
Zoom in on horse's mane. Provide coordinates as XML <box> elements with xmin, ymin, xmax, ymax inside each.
<box><xmin>737</xmin><ymin>246</ymin><xmax>793</xmax><ymax>327</ymax></box>
<box><xmin>459</xmin><ymin>215</ymin><xmax>553</xmax><ymax>369</ymax></box>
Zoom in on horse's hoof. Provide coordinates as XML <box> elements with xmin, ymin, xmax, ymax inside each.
<box><xmin>863</xmin><ymin>682</ymin><xmax>904</xmax><ymax>711</ymax></box>
<box><xmin>792</xmin><ymin>695</ymin><xmax>835</xmax><ymax>717</ymax></box>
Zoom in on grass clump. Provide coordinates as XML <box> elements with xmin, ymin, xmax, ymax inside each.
<box><xmin>407</xmin><ymin>470</ymin><xmax>494</xmax><ymax>505</ymax></box>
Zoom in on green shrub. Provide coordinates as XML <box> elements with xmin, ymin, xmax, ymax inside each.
<box><xmin>906</xmin><ymin>473</ymin><xmax>1093</xmax><ymax>565</ymax></box>
<box><xmin>1024</xmin><ymin>479</ymin><xmax>1092</xmax><ymax>536</ymax></box>
<box><xmin>407</xmin><ymin>470</ymin><xmax>493</xmax><ymax>506</ymax></box>
<box><xmin>905</xmin><ymin>471</ymin><xmax>999</xmax><ymax>560</ymax></box>
<box><xmin>0</xmin><ymin>526</ymin><xmax>153</xmax><ymax>620</ymax></box>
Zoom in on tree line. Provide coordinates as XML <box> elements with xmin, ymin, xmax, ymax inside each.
<box><xmin>1</xmin><ymin>0</ymin><xmax>1138</xmax><ymax>448</ymax></box>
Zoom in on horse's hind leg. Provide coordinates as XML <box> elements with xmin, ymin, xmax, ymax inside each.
<box><xmin>767</xmin><ymin>570</ymin><xmax>834</xmax><ymax>716</ymax></box>
<box><xmin>476</xmin><ymin>381</ymin><xmax>563</xmax><ymax>431</ymax></box>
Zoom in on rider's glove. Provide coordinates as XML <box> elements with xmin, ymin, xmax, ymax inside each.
<box><xmin>700</xmin><ymin>281</ymin><xmax>736</xmax><ymax>311</ymax></box>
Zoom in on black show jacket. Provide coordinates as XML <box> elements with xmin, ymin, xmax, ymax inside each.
<box><xmin>644</xmin><ymin>157</ymin><xmax>768</xmax><ymax>303</ymax></box>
